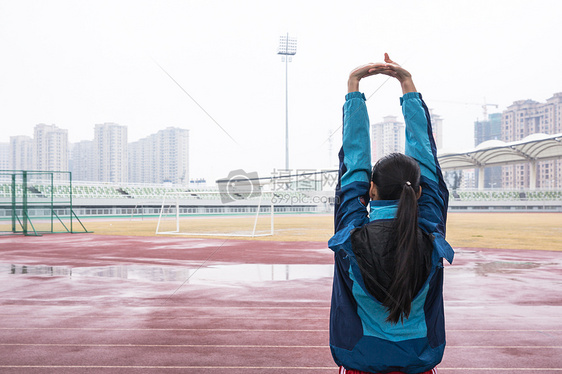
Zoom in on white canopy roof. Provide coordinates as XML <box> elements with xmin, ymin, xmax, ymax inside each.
<box><xmin>437</xmin><ymin>133</ymin><xmax>562</xmax><ymax>170</ymax></box>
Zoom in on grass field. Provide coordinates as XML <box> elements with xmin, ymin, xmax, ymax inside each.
<box><xmin>58</xmin><ymin>212</ymin><xmax>562</xmax><ymax>252</ymax></box>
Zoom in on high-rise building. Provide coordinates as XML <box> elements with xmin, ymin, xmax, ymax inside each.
<box><xmin>0</xmin><ymin>143</ymin><xmax>9</xmax><ymax>171</ymax></box>
<box><xmin>33</xmin><ymin>124</ymin><xmax>68</xmax><ymax>175</ymax></box>
<box><xmin>94</xmin><ymin>123</ymin><xmax>128</xmax><ymax>183</ymax></box>
<box><xmin>429</xmin><ymin>110</ymin><xmax>443</xmax><ymax>150</ymax></box>
<box><xmin>475</xmin><ymin>113</ymin><xmax>502</xmax><ymax>146</ymax></box>
<box><xmin>10</xmin><ymin>136</ymin><xmax>34</xmax><ymax>171</ymax></box>
<box><xmin>460</xmin><ymin>169</ymin><xmax>476</xmax><ymax>190</ymax></box>
<box><xmin>128</xmin><ymin>139</ymin><xmax>151</xmax><ymax>184</ymax></box>
<box><xmin>155</xmin><ymin>127</ymin><xmax>189</xmax><ymax>184</ymax></box>
<box><xmin>501</xmin><ymin>93</ymin><xmax>562</xmax><ymax>189</ymax></box>
<box><xmin>371</xmin><ymin>116</ymin><xmax>405</xmax><ymax>162</ymax></box>
<box><xmin>474</xmin><ymin>113</ymin><xmax>502</xmax><ymax>188</ymax></box>
<box><xmin>129</xmin><ymin>127</ymin><xmax>189</xmax><ymax>184</ymax></box>
<box><xmin>70</xmin><ymin>140</ymin><xmax>95</xmax><ymax>181</ymax></box>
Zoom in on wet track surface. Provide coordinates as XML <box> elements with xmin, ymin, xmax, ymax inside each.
<box><xmin>1</xmin><ymin>234</ymin><xmax>561</xmax><ymax>373</ymax></box>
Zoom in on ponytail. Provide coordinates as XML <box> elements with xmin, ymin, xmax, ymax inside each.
<box><xmin>384</xmin><ymin>182</ymin><xmax>420</xmax><ymax>324</ymax></box>
<box><xmin>371</xmin><ymin>153</ymin><xmax>423</xmax><ymax>324</ymax></box>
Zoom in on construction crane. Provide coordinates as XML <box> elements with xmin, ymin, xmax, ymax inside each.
<box><xmin>433</xmin><ymin>99</ymin><xmax>499</xmax><ymax>120</ymax></box>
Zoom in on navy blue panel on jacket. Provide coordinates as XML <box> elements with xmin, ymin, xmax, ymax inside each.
<box><xmin>329</xmin><ymin>91</ymin><xmax>454</xmax><ymax>373</ymax></box>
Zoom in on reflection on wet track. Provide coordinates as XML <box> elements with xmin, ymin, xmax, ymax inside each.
<box><xmin>4</xmin><ymin>263</ymin><xmax>334</xmax><ymax>283</ymax></box>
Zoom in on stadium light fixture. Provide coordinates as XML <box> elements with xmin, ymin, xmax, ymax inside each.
<box><xmin>277</xmin><ymin>33</ymin><xmax>297</xmax><ymax>170</ymax></box>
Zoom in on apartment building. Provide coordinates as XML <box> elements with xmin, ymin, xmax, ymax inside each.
<box><xmin>70</xmin><ymin>140</ymin><xmax>95</xmax><ymax>181</ymax></box>
<box><xmin>33</xmin><ymin>124</ymin><xmax>68</xmax><ymax>175</ymax></box>
<box><xmin>94</xmin><ymin>123</ymin><xmax>128</xmax><ymax>183</ymax></box>
<box><xmin>0</xmin><ymin>143</ymin><xmax>9</xmax><ymax>171</ymax></box>
<box><xmin>371</xmin><ymin>116</ymin><xmax>405</xmax><ymax>162</ymax></box>
<box><xmin>474</xmin><ymin>112</ymin><xmax>502</xmax><ymax>188</ymax></box>
<box><xmin>429</xmin><ymin>109</ymin><xmax>443</xmax><ymax>150</ymax></box>
<box><xmin>501</xmin><ymin>93</ymin><xmax>562</xmax><ymax>189</ymax></box>
<box><xmin>9</xmin><ymin>135</ymin><xmax>34</xmax><ymax>171</ymax></box>
<box><xmin>128</xmin><ymin>127</ymin><xmax>189</xmax><ymax>184</ymax></box>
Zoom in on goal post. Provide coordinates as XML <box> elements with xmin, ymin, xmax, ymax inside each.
<box><xmin>154</xmin><ymin>169</ymin><xmax>339</xmax><ymax>238</ymax></box>
<box><xmin>155</xmin><ymin>190</ymin><xmax>275</xmax><ymax>237</ymax></box>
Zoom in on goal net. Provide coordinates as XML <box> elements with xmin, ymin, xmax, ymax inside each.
<box><xmin>155</xmin><ymin>190</ymin><xmax>275</xmax><ymax>237</ymax></box>
<box><xmin>154</xmin><ymin>169</ymin><xmax>338</xmax><ymax>238</ymax></box>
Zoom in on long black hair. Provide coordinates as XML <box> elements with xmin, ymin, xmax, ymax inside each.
<box><xmin>371</xmin><ymin>153</ymin><xmax>424</xmax><ymax>324</ymax></box>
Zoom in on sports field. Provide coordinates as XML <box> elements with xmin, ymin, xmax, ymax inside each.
<box><xmin>79</xmin><ymin>212</ymin><xmax>562</xmax><ymax>251</ymax></box>
<box><xmin>1</xmin><ymin>211</ymin><xmax>561</xmax><ymax>372</ymax></box>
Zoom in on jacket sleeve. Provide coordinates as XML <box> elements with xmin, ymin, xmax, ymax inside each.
<box><xmin>333</xmin><ymin>92</ymin><xmax>371</xmax><ymax>234</ymax></box>
<box><xmin>401</xmin><ymin>92</ymin><xmax>450</xmax><ymax>243</ymax></box>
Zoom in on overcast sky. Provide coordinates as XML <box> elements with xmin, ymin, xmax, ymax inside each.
<box><xmin>1</xmin><ymin>0</ymin><xmax>561</xmax><ymax>182</ymax></box>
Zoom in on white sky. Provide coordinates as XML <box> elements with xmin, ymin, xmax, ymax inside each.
<box><xmin>1</xmin><ymin>0</ymin><xmax>561</xmax><ymax>182</ymax></box>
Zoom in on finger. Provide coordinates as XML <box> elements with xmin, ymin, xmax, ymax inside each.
<box><xmin>377</xmin><ymin>69</ymin><xmax>398</xmax><ymax>78</ymax></box>
<box><xmin>350</xmin><ymin>63</ymin><xmax>376</xmax><ymax>76</ymax></box>
<box><xmin>384</xmin><ymin>53</ymin><xmax>401</xmax><ymax>68</ymax></box>
<box><xmin>365</xmin><ymin>63</ymin><xmax>386</xmax><ymax>70</ymax></box>
<box><xmin>368</xmin><ymin>66</ymin><xmax>392</xmax><ymax>73</ymax></box>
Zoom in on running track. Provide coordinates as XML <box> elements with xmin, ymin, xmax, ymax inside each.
<box><xmin>0</xmin><ymin>234</ymin><xmax>561</xmax><ymax>373</ymax></box>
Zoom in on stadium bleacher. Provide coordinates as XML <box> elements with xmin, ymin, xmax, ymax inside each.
<box><xmin>1</xmin><ymin>182</ymin><xmax>562</xmax><ymax>201</ymax></box>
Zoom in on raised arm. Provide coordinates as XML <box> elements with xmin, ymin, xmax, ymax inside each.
<box><xmin>373</xmin><ymin>55</ymin><xmax>437</xmax><ymax>179</ymax></box>
<box><xmin>334</xmin><ymin>63</ymin><xmax>389</xmax><ymax>233</ymax></box>
<box><xmin>381</xmin><ymin>54</ymin><xmax>450</xmax><ymax>240</ymax></box>
<box><xmin>402</xmin><ymin>90</ymin><xmax>449</xmax><ymax>233</ymax></box>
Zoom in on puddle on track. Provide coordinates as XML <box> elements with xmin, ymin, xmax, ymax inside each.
<box><xmin>3</xmin><ymin>263</ymin><xmax>334</xmax><ymax>284</ymax></box>
<box><xmin>474</xmin><ymin>261</ymin><xmax>543</xmax><ymax>276</ymax></box>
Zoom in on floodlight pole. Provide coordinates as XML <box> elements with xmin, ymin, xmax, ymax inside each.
<box><xmin>284</xmin><ymin>52</ymin><xmax>289</xmax><ymax>170</ymax></box>
<box><xmin>278</xmin><ymin>33</ymin><xmax>297</xmax><ymax>170</ymax></box>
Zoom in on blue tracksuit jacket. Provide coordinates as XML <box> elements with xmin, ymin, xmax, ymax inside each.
<box><xmin>329</xmin><ymin>91</ymin><xmax>454</xmax><ymax>373</ymax></box>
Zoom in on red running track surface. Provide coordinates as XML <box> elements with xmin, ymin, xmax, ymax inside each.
<box><xmin>0</xmin><ymin>234</ymin><xmax>561</xmax><ymax>373</ymax></box>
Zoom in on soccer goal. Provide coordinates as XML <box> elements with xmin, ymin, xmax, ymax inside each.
<box><xmin>154</xmin><ymin>169</ymin><xmax>338</xmax><ymax>238</ymax></box>
<box><xmin>155</xmin><ymin>189</ymin><xmax>275</xmax><ymax>237</ymax></box>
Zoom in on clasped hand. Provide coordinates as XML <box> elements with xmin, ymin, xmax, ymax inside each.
<box><xmin>348</xmin><ymin>53</ymin><xmax>416</xmax><ymax>94</ymax></box>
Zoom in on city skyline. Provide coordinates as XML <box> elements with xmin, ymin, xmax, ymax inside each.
<box><xmin>1</xmin><ymin>1</ymin><xmax>562</xmax><ymax>182</ymax></box>
<box><xmin>4</xmin><ymin>90</ymin><xmax>560</xmax><ymax>148</ymax></box>
<box><xmin>2</xmin><ymin>89</ymin><xmax>562</xmax><ymax>177</ymax></box>
<box><xmin>4</xmin><ymin>123</ymin><xmax>190</xmax><ymax>185</ymax></box>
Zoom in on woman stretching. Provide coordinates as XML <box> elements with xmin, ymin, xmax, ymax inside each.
<box><xmin>329</xmin><ymin>54</ymin><xmax>454</xmax><ymax>374</ymax></box>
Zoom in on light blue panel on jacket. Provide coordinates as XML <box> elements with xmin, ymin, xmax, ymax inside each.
<box><xmin>369</xmin><ymin>200</ymin><xmax>398</xmax><ymax>222</ymax></box>
<box><xmin>349</xmin><ymin>265</ymin><xmax>429</xmax><ymax>342</ymax></box>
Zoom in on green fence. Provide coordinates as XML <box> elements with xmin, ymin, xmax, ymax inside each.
<box><xmin>0</xmin><ymin>170</ymin><xmax>90</xmax><ymax>236</ymax></box>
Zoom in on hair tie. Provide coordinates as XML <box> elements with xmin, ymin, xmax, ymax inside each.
<box><xmin>405</xmin><ymin>181</ymin><xmax>411</xmax><ymax>187</ymax></box>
